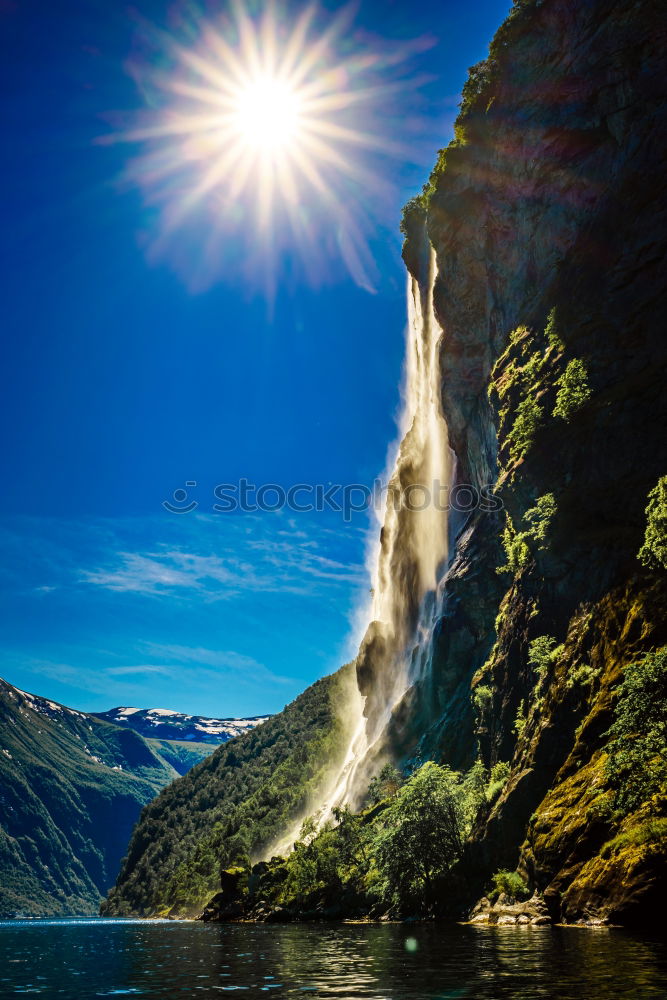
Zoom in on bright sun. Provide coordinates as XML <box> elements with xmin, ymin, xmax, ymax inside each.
<box><xmin>116</xmin><ymin>2</ymin><xmax>416</xmax><ymax>289</ymax></box>
<box><xmin>233</xmin><ymin>77</ymin><xmax>303</xmax><ymax>150</ymax></box>
<box><xmin>121</xmin><ymin>3</ymin><xmax>382</xmax><ymax>226</ymax></box>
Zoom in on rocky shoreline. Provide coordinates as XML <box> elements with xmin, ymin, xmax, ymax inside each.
<box><xmin>468</xmin><ymin>894</ymin><xmax>551</xmax><ymax>927</ymax></box>
<box><xmin>193</xmin><ymin>865</ymin><xmax>619</xmax><ymax>928</ymax></box>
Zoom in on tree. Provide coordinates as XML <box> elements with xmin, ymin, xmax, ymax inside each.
<box><xmin>553</xmin><ymin>358</ymin><xmax>592</xmax><ymax>421</ymax></box>
<box><xmin>490</xmin><ymin>870</ymin><xmax>529</xmax><ymax>900</ymax></box>
<box><xmin>366</xmin><ymin>763</ymin><xmax>402</xmax><ymax>805</ymax></box>
<box><xmin>638</xmin><ymin>476</ymin><xmax>667</xmax><ymax>570</ymax></box>
<box><xmin>372</xmin><ymin>762</ymin><xmax>467</xmax><ymax>909</ymax></box>
<box><xmin>281</xmin><ymin>817</ymin><xmax>340</xmax><ymax>906</ymax></box>
<box><xmin>332</xmin><ymin>806</ymin><xmax>369</xmax><ymax>871</ymax></box>
<box><xmin>606</xmin><ymin>648</ymin><xmax>667</xmax><ymax>814</ymax></box>
<box><xmin>507</xmin><ymin>395</ymin><xmax>544</xmax><ymax>461</ymax></box>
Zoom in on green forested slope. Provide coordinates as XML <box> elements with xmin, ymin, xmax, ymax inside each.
<box><xmin>0</xmin><ymin>679</ymin><xmax>206</xmax><ymax>916</ymax></box>
<box><xmin>102</xmin><ymin>664</ymin><xmax>357</xmax><ymax>916</ymax></box>
<box><xmin>145</xmin><ymin>739</ymin><xmax>213</xmax><ymax>776</ymax></box>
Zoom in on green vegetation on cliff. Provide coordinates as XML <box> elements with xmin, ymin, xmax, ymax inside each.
<box><xmin>605</xmin><ymin>648</ymin><xmax>667</xmax><ymax>815</ymax></box>
<box><xmin>639</xmin><ymin>477</ymin><xmax>667</xmax><ymax>571</ymax></box>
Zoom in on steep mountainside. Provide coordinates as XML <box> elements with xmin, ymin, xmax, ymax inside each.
<box><xmin>399</xmin><ymin>0</ymin><xmax>667</xmax><ymax>924</ymax></box>
<box><xmin>0</xmin><ymin>679</ymin><xmax>211</xmax><ymax>916</ymax></box>
<box><xmin>104</xmin><ymin>0</ymin><xmax>666</xmax><ymax>925</ymax></box>
<box><xmin>95</xmin><ymin>706</ymin><xmax>270</xmax><ymax>745</ymax></box>
<box><xmin>102</xmin><ymin>664</ymin><xmax>358</xmax><ymax>916</ymax></box>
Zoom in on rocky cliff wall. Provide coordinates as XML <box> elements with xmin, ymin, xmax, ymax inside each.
<box><xmin>401</xmin><ymin>0</ymin><xmax>667</xmax><ymax>924</ymax></box>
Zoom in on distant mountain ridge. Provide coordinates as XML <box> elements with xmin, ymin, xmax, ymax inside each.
<box><xmin>0</xmin><ymin>677</ymin><xmax>268</xmax><ymax>917</ymax></box>
<box><xmin>94</xmin><ymin>706</ymin><xmax>271</xmax><ymax>745</ymax></box>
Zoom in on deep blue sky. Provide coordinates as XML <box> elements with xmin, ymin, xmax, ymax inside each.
<box><xmin>0</xmin><ymin>0</ymin><xmax>509</xmax><ymax>717</ymax></box>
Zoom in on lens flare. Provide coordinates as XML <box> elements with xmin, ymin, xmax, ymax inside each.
<box><xmin>104</xmin><ymin>1</ymin><xmax>433</xmax><ymax>292</ymax></box>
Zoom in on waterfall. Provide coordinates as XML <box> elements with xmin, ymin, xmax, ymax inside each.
<box><xmin>322</xmin><ymin>245</ymin><xmax>454</xmax><ymax>813</ymax></box>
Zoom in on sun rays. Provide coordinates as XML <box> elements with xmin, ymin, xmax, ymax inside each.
<box><xmin>107</xmin><ymin>1</ymin><xmax>431</xmax><ymax>292</ymax></box>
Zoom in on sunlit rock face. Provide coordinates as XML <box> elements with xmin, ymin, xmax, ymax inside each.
<box><xmin>394</xmin><ymin>0</ymin><xmax>667</xmax><ymax>924</ymax></box>
<box><xmin>427</xmin><ymin>0</ymin><xmax>666</xmax><ymax>493</ymax></box>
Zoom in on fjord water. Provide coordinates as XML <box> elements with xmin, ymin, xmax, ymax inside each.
<box><xmin>1</xmin><ymin>920</ymin><xmax>666</xmax><ymax>998</ymax></box>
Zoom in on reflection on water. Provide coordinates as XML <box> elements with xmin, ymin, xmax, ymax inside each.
<box><xmin>0</xmin><ymin>919</ymin><xmax>665</xmax><ymax>998</ymax></box>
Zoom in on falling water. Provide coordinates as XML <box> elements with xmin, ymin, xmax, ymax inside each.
<box><xmin>321</xmin><ymin>246</ymin><xmax>454</xmax><ymax>814</ymax></box>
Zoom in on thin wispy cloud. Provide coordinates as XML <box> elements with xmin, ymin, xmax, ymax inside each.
<box><xmin>105</xmin><ymin>664</ymin><xmax>173</xmax><ymax>677</ymax></box>
<box><xmin>79</xmin><ymin>517</ymin><xmax>367</xmax><ymax>601</ymax></box>
<box><xmin>81</xmin><ymin>552</ymin><xmax>200</xmax><ymax>594</ymax></box>
<box><xmin>139</xmin><ymin>642</ymin><xmax>293</xmax><ymax>686</ymax></box>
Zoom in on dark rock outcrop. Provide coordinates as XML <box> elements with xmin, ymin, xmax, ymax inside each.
<box><xmin>469</xmin><ymin>893</ymin><xmax>552</xmax><ymax>927</ymax></box>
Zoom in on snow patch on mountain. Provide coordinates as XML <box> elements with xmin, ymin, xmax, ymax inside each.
<box><xmin>94</xmin><ymin>706</ymin><xmax>271</xmax><ymax>745</ymax></box>
<box><xmin>10</xmin><ymin>686</ymin><xmax>87</xmax><ymax>721</ymax></box>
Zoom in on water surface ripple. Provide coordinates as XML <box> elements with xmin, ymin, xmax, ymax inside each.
<box><xmin>0</xmin><ymin>919</ymin><xmax>665</xmax><ymax>998</ymax></box>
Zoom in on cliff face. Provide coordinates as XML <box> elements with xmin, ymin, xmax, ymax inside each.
<box><xmin>400</xmin><ymin>0</ymin><xmax>667</xmax><ymax>924</ymax></box>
